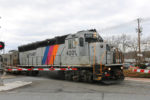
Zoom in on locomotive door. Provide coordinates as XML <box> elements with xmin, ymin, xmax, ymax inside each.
<box><xmin>106</xmin><ymin>44</ymin><xmax>113</xmax><ymax>64</ymax></box>
<box><xmin>106</xmin><ymin>52</ymin><xmax>112</xmax><ymax>64</ymax></box>
<box><xmin>78</xmin><ymin>37</ymin><xmax>90</xmax><ymax>65</ymax></box>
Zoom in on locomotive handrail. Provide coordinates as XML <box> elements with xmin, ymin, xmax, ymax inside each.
<box><xmin>93</xmin><ymin>43</ymin><xmax>96</xmax><ymax>74</ymax></box>
<box><xmin>100</xmin><ymin>50</ymin><xmax>106</xmax><ymax>74</ymax></box>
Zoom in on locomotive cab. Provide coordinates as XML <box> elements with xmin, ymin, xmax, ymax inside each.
<box><xmin>65</xmin><ymin>29</ymin><xmax>124</xmax><ymax>83</ymax></box>
<box><xmin>84</xmin><ymin>30</ymin><xmax>124</xmax><ymax>82</ymax></box>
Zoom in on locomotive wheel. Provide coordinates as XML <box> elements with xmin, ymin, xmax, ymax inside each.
<box><xmin>72</xmin><ymin>71</ymin><xmax>81</xmax><ymax>82</ymax></box>
<box><xmin>31</xmin><ymin>71</ymin><xmax>39</xmax><ymax>76</ymax></box>
<box><xmin>72</xmin><ymin>75</ymin><xmax>80</xmax><ymax>82</ymax></box>
<box><xmin>13</xmin><ymin>71</ymin><xmax>21</xmax><ymax>75</ymax></box>
<box><xmin>87</xmin><ymin>75</ymin><xmax>93</xmax><ymax>83</ymax></box>
<box><xmin>65</xmin><ymin>71</ymin><xmax>72</xmax><ymax>81</ymax></box>
<box><xmin>25</xmin><ymin>71</ymin><xmax>39</xmax><ymax>76</ymax></box>
<box><xmin>114</xmin><ymin>69</ymin><xmax>124</xmax><ymax>80</ymax></box>
<box><xmin>101</xmin><ymin>69</ymin><xmax>124</xmax><ymax>85</ymax></box>
<box><xmin>58</xmin><ymin>71</ymin><xmax>65</xmax><ymax>80</ymax></box>
<box><xmin>26</xmin><ymin>71</ymin><xmax>31</xmax><ymax>76</ymax></box>
<box><xmin>82</xmin><ymin>74</ymin><xmax>88</xmax><ymax>82</ymax></box>
<box><xmin>80</xmin><ymin>70</ymin><xmax>88</xmax><ymax>82</ymax></box>
<box><xmin>87</xmin><ymin>71</ymin><xmax>93</xmax><ymax>83</ymax></box>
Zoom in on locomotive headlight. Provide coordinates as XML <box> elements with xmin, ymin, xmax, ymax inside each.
<box><xmin>108</xmin><ymin>67</ymin><xmax>111</xmax><ymax>71</ymax></box>
<box><xmin>121</xmin><ymin>66</ymin><xmax>123</xmax><ymax>70</ymax></box>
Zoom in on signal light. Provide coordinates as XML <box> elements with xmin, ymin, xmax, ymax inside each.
<box><xmin>0</xmin><ymin>42</ymin><xmax>4</xmax><ymax>50</ymax></box>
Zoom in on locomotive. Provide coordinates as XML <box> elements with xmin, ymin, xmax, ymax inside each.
<box><xmin>1</xmin><ymin>29</ymin><xmax>124</xmax><ymax>84</ymax></box>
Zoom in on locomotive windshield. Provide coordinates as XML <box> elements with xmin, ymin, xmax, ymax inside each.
<box><xmin>85</xmin><ymin>33</ymin><xmax>103</xmax><ymax>43</ymax></box>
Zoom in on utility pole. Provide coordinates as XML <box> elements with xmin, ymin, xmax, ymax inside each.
<box><xmin>136</xmin><ymin>18</ymin><xmax>142</xmax><ymax>65</ymax></box>
<box><xmin>137</xmin><ymin>19</ymin><xmax>141</xmax><ymax>54</ymax></box>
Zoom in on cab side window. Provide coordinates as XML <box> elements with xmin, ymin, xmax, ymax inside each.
<box><xmin>68</xmin><ymin>39</ymin><xmax>77</xmax><ymax>49</ymax></box>
<box><xmin>68</xmin><ymin>39</ymin><xmax>72</xmax><ymax>49</ymax></box>
<box><xmin>79</xmin><ymin>37</ymin><xmax>84</xmax><ymax>47</ymax></box>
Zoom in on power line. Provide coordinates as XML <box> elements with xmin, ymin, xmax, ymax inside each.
<box><xmin>99</xmin><ymin>17</ymin><xmax>150</xmax><ymax>32</ymax></box>
<box><xmin>99</xmin><ymin>20</ymin><xmax>136</xmax><ymax>32</ymax></box>
<box><xmin>142</xmin><ymin>17</ymin><xmax>150</xmax><ymax>22</ymax></box>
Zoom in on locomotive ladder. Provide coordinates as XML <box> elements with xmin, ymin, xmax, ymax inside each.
<box><xmin>93</xmin><ymin>43</ymin><xmax>106</xmax><ymax>80</ymax></box>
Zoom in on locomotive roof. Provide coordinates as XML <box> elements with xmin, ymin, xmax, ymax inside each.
<box><xmin>66</xmin><ymin>29</ymin><xmax>98</xmax><ymax>39</ymax></box>
<box><xmin>18</xmin><ymin>29</ymin><xmax>100</xmax><ymax>52</ymax></box>
<box><xmin>18</xmin><ymin>34</ymin><xmax>69</xmax><ymax>52</ymax></box>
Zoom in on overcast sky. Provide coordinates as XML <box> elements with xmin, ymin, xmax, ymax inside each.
<box><xmin>0</xmin><ymin>0</ymin><xmax>150</xmax><ymax>52</ymax></box>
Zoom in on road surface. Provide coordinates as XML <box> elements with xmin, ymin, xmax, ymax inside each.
<box><xmin>0</xmin><ymin>74</ymin><xmax>150</xmax><ymax>100</ymax></box>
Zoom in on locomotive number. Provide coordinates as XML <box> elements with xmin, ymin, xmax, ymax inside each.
<box><xmin>67</xmin><ymin>50</ymin><xmax>77</xmax><ymax>56</ymax></box>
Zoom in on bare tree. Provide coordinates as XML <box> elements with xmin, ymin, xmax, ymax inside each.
<box><xmin>106</xmin><ymin>34</ymin><xmax>131</xmax><ymax>53</ymax></box>
<box><xmin>105</xmin><ymin>35</ymin><xmax>121</xmax><ymax>48</ymax></box>
<box><xmin>120</xmin><ymin>34</ymin><xmax>131</xmax><ymax>53</ymax></box>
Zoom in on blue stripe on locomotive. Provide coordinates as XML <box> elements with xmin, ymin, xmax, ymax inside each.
<box><xmin>42</xmin><ymin>46</ymin><xmax>50</xmax><ymax>64</ymax></box>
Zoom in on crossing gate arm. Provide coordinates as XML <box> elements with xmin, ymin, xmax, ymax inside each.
<box><xmin>6</xmin><ymin>67</ymin><xmax>78</xmax><ymax>72</ymax></box>
<box><xmin>133</xmin><ymin>69</ymin><xmax>150</xmax><ymax>74</ymax></box>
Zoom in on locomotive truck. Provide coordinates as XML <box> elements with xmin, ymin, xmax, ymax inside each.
<box><xmin>1</xmin><ymin>29</ymin><xmax>124</xmax><ymax>84</ymax></box>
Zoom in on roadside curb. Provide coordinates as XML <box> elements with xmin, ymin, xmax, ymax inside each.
<box><xmin>1</xmin><ymin>75</ymin><xmax>16</xmax><ymax>79</ymax></box>
<box><xmin>0</xmin><ymin>81</ymin><xmax>32</xmax><ymax>92</ymax></box>
<box><xmin>125</xmin><ymin>77</ymin><xmax>150</xmax><ymax>83</ymax></box>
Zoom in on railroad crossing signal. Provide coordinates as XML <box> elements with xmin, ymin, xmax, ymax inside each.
<box><xmin>0</xmin><ymin>42</ymin><xmax>5</xmax><ymax>50</ymax></box>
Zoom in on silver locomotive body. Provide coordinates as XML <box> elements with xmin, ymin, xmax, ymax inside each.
<box><xmin>3</xmin><ymin>29</ymin><xmax>124</xmax><ymax>83</ymax></box>
<box><xmin>19</xmin><ymin>30</ymin><xmax>114</xmax><ymax>67</ymax></box>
